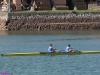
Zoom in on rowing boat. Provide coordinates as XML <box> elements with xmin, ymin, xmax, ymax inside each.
<box><xmin>1</xmin><ymin>51</ymin><xmax>100</xmax><ymax>56</ymax></box>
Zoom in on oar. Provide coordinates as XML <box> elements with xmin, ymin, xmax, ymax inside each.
<box><xmin>59</xmin><ymin>50</ymin><xmax>65</xmax><ymax>52</ymax></box>
<box><xmin>59</xmin><ymin>49</ymin><xmax>81</xmax><ymax>52</ymax></box>
<box><xmin>56</xmin><ymin>50</ymin><xmax>65</xmax><ymax>52</ymax></box>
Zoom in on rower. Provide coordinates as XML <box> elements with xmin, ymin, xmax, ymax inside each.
<box><xmin>48</xmin><ymin>44</ymin><xmax>56</xmax><ymax>52</ymax></box>
<box><xmin>65</xmin><ymin>44</ymin><xmax>74</xmax><ymax>52</ymax></box>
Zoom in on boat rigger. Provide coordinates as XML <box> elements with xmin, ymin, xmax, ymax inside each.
<box><xmin>1</xmin><ymin>51</ymin><xmax>100</xmax><ymax>56</ymax></box>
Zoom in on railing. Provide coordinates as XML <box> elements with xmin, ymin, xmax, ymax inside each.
<box><xmin>88</xmin><ymin>2</ymin><xmax>100</xmax><ymax>10</ymax></box>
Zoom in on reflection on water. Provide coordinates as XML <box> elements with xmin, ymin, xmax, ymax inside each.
<box><xmin>22</xmin><ymin>37</ymin><xmax>100</xmax><ymax>43</ymax></box>
<box><xmin>0</xmin><ymin>30</ymin><xmax>100</xmax><ymax>43</ymax></box>
<box><xmin>0</xmin><ymin>30</ymin><xmax>100</xmax><ymax>35</ymax></box>
<box><xmin>0</xmin><ymin>31</ymin><xmax>8</xmax><ymax>35</ymax></box>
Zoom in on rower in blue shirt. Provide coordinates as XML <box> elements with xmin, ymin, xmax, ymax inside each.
<box><xmin>65</xmin><ymin>44</ymin><xmax>74</xmax><ymax>52</ymax></box>
<box><xmin>48</xmin><ymin>44</ymin><xmax>56</xmax><ymax>52</ymax></box>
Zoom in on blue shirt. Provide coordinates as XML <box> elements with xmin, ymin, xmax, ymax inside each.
<box><xmin>65</xmin><ymin>47</ymin><xmax>70</xmax><ymax>52</ymax></box>
<box><xmin>48</xmin><ymin>47</ymin><xmax>52</xmax><ymax>52</ymax></box>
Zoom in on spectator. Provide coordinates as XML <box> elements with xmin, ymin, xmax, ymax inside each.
<box><xmin>11</xmin><ymin>2</ymin><xmax>16</xmax><ymax>13</ymax></box>
<box><xmin>1</xmin><ymin>0</ymin><xmax>8</xmax><ymax>11</ymax></box>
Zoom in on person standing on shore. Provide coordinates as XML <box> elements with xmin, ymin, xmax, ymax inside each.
<box><xmin>1</xmin><ymin>0</ymin><xmax>8</xmax><ymax>11</ymax></box>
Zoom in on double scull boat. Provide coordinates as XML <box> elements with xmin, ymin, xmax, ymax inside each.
<box><xmin>1</xmin><ymin>51</ymin><xmax>100</xmax><ymax>56</ymax></box>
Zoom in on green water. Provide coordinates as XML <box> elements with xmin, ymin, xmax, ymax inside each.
<box><xmin>0</xmin><ymin>30</ymin><xmax>100</xmax><ymax>75</ymax></box>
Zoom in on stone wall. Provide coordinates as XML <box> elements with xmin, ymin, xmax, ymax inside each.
<box><xmin>0</xmin><ymin>12</ymin><xmax>100</xmax><ymax>31</ymax></box>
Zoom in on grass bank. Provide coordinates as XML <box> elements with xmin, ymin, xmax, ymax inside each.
<box><xmin>15</xmin><ymin>10</ymin><xmax>100</xmax><ymax>14</ymax></box>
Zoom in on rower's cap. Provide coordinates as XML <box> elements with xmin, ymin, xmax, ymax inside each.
<box><xmin>50</xmin><ymin>44</ymin><xmax>52</xmax><ymax>46</ymax></box>
<box><xmin>68</xmin><ymin>44</ymin><xmax>70</xmax><ymax>47</ymax></box>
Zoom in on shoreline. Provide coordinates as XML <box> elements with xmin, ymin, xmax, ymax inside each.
<box><xmin>0</xmin><ymin>12</ymin><xmax>100</xmax><ymax>31</ymax></box>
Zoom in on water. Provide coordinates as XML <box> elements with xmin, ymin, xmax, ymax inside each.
<box><xmin>0</xmin><ymin>30</ymin><xmax>100</xmax><ymax>75</ymax></box>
